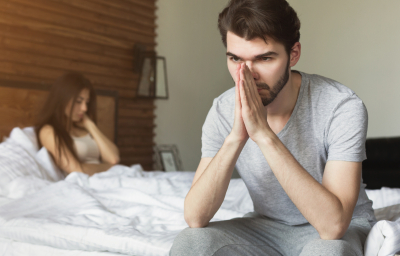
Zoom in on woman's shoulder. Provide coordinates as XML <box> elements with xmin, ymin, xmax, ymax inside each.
<box><xmin>39</xmin><ymin>124</ymin><xmax>55</xmax><ymax>135</ymax></box>
<box><xmin>38</xmin><ymin>124</ymin><xmax>56</xmax><ymax>143</ymax></box>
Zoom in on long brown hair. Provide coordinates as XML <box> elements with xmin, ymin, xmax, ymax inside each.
<box><xmin>218</xmin><ymin>0</ymin><xmax>301</xmax><ymax>55</ymax></box>
<box><xmin>35</xmin><ymin>72</ymin><xmax>97</xmax><ymax>164</ymax></box>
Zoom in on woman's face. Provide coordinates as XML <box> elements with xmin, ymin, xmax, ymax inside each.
<box><xmin>65</xmin><ymin>89</ymin><xmax>90</xmax><ymax>122</ymax></box>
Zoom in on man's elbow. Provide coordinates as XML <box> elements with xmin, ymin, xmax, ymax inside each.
<box><xmin>319</xmin><ymin>222</ymin><xmax>349</xmax><ymax>240</ymax></box>
<box><xmin>184</xmin><ymin>212</ymin><xmax>209</xmax><ymax>228</ymax></box>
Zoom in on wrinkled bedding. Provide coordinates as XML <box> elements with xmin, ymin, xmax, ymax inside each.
<box><xmin>0</xmin><ymin>128</ymin><xmax>253</xmax><ymax>256</ymax></box>
<box><xmin>1</xmin><ymin>127</ymin><xmax>400</xmax><ymax>256</ymax></box>
<box><xmin>364</xmin><ymin>189</ymin><xmax>400</xmax><ymax>256</ymax></box>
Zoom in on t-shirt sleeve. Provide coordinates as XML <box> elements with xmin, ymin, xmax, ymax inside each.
<box><xmin>326</xmin><ymin>95</ymin><xmax>368</xmax><ymax>162</ymax></box>
<box><xmin>201</xmin><ymin>99</ymin><xmax>226</xmax><ymax>158</ymax></box>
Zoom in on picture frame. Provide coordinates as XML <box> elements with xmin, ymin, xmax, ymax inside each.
<box><xmin>153</xmin><ymin>144</ymin><xmax>183</xmax><ymax>172</ymax></box>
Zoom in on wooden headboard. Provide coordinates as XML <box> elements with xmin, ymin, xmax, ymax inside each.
<box><xmin>0</xmin><ymin>79</ymin><xmax>118</xmax><ymax>143</ymax></box>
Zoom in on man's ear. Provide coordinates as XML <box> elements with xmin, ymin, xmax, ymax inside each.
<box><xmin>289</xmin><ymin>42</ymin><xmax>301</xmax><ymax>67</ymax></box>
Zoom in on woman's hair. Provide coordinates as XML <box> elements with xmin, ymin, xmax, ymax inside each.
<box><xmin>218</xmin><ymin>0</ymin><xmax>301</xmax><ymax>55</ymax></box>
<box><xmin>35</xmin><ymin>72</ymin><xmax>97</xmax><ymax>163</ymax></box>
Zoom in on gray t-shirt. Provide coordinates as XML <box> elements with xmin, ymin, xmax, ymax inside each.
<box><xmin>201</xmin><ymin>71</ymin><xmax>376</xmax><ymax>226</ymax></box>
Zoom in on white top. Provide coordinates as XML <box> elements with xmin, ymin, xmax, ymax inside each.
<box><xmin>72</xmin><ymin>134</ymin><xmax>101</xmax><ymax>164</ymax></box>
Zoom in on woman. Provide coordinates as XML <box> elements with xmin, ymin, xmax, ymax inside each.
<box><xmin>36</xmin><ymin>72</ymin><xmax>120</xmax><ymax>176</ymax></box>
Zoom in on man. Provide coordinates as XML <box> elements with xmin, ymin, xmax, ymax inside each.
<box><xmin>170</xmin><ymin>0</ymin><xmax>375</xmax><ymax>255</ymax></box>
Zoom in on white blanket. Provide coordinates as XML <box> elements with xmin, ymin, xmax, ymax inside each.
<box><xmin>0</xmin><ymin>128</ymin><xmax>254</xmax><ymax>255</ymax></box>
<box><xmin>364</xmin><ymin>188</ymin><xmax>400</xmax><ymax>256</ymax></box>
<box><xmin>0</xmin><ymin>164</ymin><xmax>253</xmax><ymax>256</ymax></box>
<box><xmin>2</xmin><ymin>127</ymin><xmax>400</xmax><ymax>256</ymax></box>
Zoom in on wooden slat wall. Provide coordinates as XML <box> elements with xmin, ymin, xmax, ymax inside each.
<box><xmin>0</xmin><ymin>0</ymin><xmax>156</xmax><ymax>170</ymax></box>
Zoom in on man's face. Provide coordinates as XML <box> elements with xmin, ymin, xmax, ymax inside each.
<box><xmin>226</xmin><ymin>31</ymin><xmax>291</xmax><ymax>106</ymax></box>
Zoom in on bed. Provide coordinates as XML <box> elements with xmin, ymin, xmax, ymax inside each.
<box><xmin>0</xmin><ymin>82</ymin><xmax>399</xmax><ymax>256</ymax></box>
<box><xmin>362</xmin><ymin>137</ymin><xmax>400</xmax><ymax>256</ymax></box>
<box><xmin>0</xmin><ymin>82</ymin><xmax>253</xmax><ymax>255</ymax></box>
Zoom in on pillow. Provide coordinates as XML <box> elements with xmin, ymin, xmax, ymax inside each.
<box><xmin>35</xmin><ymin>147</ymin><xmax>65</xmax><ymax>182</ymax></box>
<box><xmin>366</xmin><ymin>187</ymin><xmax>400</xmax><ymax>209</ymax></box>
<box><xmin>22</xmin><ymin>127</ymin><xmax>39</xmax><ymax>150</ymax></box>
<box><xmin>16</xmin><ymin>127</ymin><xmax>65</xmax><ymax>181</ymax></box>
<box><xmin>0</xmin><ymin>127</ymin><xmax>64</xmax><ymax>197</ymax></box>
<box><xmin>8</xmin><ymin>127</ymin><xmax>39</xmax><ymax>156</ymax></box>
<box><xmin>0</xmin><ymin>139</ymin><xmax>45</xmax><ymax>197</ymax></box>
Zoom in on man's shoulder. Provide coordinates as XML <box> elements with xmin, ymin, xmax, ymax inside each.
<box><xmin>212</xmin><ymin>87</ymin><xmax>235</xmax><ymax>106</ymax></box>
<box><xmin>301</xmin><ymin>72</ymin><xmax>364</xmax><ymax>109</ymax></box>
<box><xmin>302</xmin><ymin>72</ymin><xmax>355</xmax><ymax>97</ymax></box>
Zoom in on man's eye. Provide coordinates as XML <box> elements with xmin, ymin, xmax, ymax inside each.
<box><xmin>230</xmin><ymin>57</ymin><xmax>241</xmax><ymax>62</ymax></box>
<box><xmin>261</xmin><ymin>57</ymin><xmax>271</xmax><ymax>61</ymax></box>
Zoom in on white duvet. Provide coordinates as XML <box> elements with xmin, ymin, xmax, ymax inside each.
<box><xmin>364</xmin><ymin>189</ymin><xmax>400</xmax><ymax>256</ymax></box>
<box><xmin>1</xmin><ymin>127</ymin><xmax>400</xmax><ymax>256</ymax></box>
<box><xmin>0</xmin><ymin>128</ymin><xmax>253</xmax><ymax>256</ymax></box>
<box><xmin>0</xmin><ymin>165</ymin><xmax>253</xmax><ymax>256</ymax></box>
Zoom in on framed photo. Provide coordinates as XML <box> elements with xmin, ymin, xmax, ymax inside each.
<box><xmin>153</xmin><ymin>144</ymin><xmax>183</xmax><ymax>172</ymax></box>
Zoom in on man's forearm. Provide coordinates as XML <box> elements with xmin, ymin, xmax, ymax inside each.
<box><xmin>184</xmin><ymin>135</ymin><xmax>246</xmax><ymax>228</ymax></box>
<box><xmin>257</xmin><ymin>132</ymin><xmax>356</xmax><ymax>239</ymax></box>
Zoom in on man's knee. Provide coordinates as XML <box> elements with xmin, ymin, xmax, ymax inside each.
<box><xmin>300</xmin><ymin>239</ymin><xmax>360</xmax><ymax>256</ymax></box>
<box><xmin>170</xmin><ymin>226</ymin><xmax>222</xmax><ymax>256</ymax></box>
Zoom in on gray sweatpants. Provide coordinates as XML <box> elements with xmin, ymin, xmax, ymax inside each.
<box><xmin>170</xmin><ymin>213</ymin><xmax>371</xmax><ymax>256</ymax></box>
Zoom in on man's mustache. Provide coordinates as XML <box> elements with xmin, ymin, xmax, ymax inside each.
<box><xmin>256</xmin><ymin>83</ymin><xmax>271</xmax><ymax>90</ymax></box>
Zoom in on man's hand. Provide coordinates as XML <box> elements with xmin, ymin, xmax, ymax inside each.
<box><xmin>230</xmin><ymin>63</ymin><xmax>249</xmax><ymax>143</ymax></box>
<box><xmin>238</xmin><ymin>64</ymin><xmax>271</xmax><ymax>143</ymax></box>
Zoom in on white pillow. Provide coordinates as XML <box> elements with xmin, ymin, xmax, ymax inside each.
<box><xmin>35</xmin><ymin>147</ymin><xmax>65</xmax><ymax>182</ymax></box>
<box><xmin>0</xmin><ymin>127</ymin><xmax>64</xmax><ymax>197</ymax></box>
<box><xmin>366</xmin><ymin>187</ymin><xmax>400</xmax><ymax>209</ymax></box>
<box><xmin>22</xmin><ymin>127</ymin><xmax>39</xmax><ymax>150</ymax></box>
<box><xmin>8</xmin><ymin>127</ymin><xmax>39</xmax><ymax>156</ymax></box>
<box><xmin>0</xmin><ymin>139</ymin><xmax>45</xmax><ymax>197</ymax></box>
<box><xmin>18</xmin><ymin>127</ymin><xmax>65</xmax><ymax>181</ymax></box>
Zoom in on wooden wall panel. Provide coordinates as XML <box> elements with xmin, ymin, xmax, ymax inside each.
<box><xmin>0</xmin><ymin>0</ymin><xmax>156</xmax><ymax>170</ymax></box>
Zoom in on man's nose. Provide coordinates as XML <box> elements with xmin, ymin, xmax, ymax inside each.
<box><xmin>245</xmin><ymin>61</ymin><xmax>260</xmax><ymax>80</ymax></box>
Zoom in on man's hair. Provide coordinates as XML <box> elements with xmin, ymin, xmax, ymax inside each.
<box><xmin>218</xmin><ymin>0</ymin><xmax>301</xmax><ymax>55</ymax></box>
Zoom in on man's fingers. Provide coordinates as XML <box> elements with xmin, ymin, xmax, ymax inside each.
<box><xmin>241</xmin><ymin>65</ymin><xmax>257</xmax><ymax>108</ymax></box>
<box><xmin>244</xmin><ymin>65</ymin><xmax>264</xmax><ymax>107</ymax></box>
<box><xmin>235</xmin><ymin>63</ymin><xmax>241</xmax><ymax>84</ymax></box>
<box><xmin>234</xmin><ymin>64</ymin><xmax>242</xmax><ymax>117</ymax></box>
<box><xmin>239</xmin><ymin>80</ymin><xmax>249</xmax><ymax>110</ymax></box>
<box><xmin>244</xmin><ymin>65</ymin><xmax>258</xmax><ymax>100</ymax></box>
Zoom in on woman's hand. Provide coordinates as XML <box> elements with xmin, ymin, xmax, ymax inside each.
<box><xmin>76</xmin><ymin>115</ymin><xmax>120</xmax><ymax>165</ymax></box>
<box><xmin>75</xmin><ymin>114</ymin><xmax>95</xmax><ymax>130</ymax></box>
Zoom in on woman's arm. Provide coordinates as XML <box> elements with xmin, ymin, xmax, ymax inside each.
<box><xmin>81</xmin><ymin>115</ymin><xmax>120</xmax><ymax>165</ymax></box>
<box><xmin>39</xmin><ymin>125</ymin><xmax>114</xmax><ymax>175</ymax></box>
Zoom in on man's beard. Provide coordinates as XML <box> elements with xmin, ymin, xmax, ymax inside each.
<box><xmin>257</xmin><ymin>60</ymin><xmax>291</xmax><ymax>106</ymax></box>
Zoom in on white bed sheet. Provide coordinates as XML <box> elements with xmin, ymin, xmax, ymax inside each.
<box><xmin>0</xmin><ymin>127</ymin><xmax>254</xmax><ymax>255</ymax></box>
<box><xmin>364</xmin><ymin>188</ymin><xmax>400</xmax><ymax>256</ymax></box>
<box><xmin>0</xmin><ymin>165</ymin><xmax>253</xmax><ymax>256</ymax></box>
<box><xmin>2</xmin><ymin>127</ymin><xmax>400</xmax><ymax>256</ymax></box>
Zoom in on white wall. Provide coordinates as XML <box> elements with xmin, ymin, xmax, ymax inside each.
<box><xmin>155</xmin><ymin>0</ymin><xmax>400</xmax><ymax>171</ymax></box>
<box><xmin>155</xmin><ymin>0</ymin><xmax>232</xmax><ymax>171</ymax></box>
<box><xmin>288</xmin><ymin>0</ymin><xmax>400</xmax><ymax>138</ymax></box>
